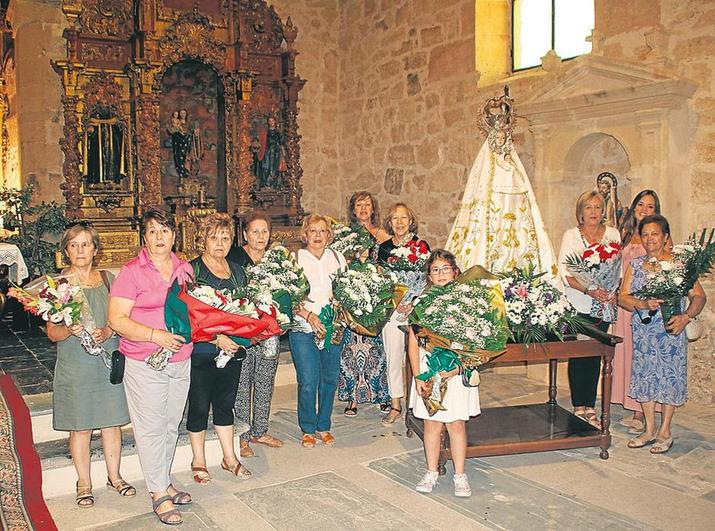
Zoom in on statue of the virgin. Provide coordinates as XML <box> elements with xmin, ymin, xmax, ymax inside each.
<box><xmin>446</xmin><ymin>87</ymin><xmax>561</xmax><ymax>285</ymax></box>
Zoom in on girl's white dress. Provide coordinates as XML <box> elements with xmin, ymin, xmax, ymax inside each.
<box><xmin>409</xmin><ymin>347</ymin><xmax>481</xmax><ymax>423</ymax></box>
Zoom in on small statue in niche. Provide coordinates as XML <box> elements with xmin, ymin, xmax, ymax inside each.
<box><xmin>84</xmin><ymin>108</ymin><xmax>125</xmax><ymax>185</ymax></box>
<box><xmin>251</xmin><ymin>115</ymin><xmax>287</xmax><ymax>189</ymax></box>
<box><xmin>597</xmin><ymin>172</ymin><xmax>621</xmax><ymax>228</ymax></box>
<box><xmin>168</xmin><ymin>108</ymin><xmax>201</xmax><ymax>179</ymax></box>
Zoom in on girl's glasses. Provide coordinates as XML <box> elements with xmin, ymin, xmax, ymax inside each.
<box><xmin>430</xmin><ymin>266</ymin><xmax>454</xmax><ymax>275</ymax></box>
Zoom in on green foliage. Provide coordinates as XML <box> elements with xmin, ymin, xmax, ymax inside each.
<box><xmin>1</xmin><ymin>184</ymin><xmax>67</xmax><ymax>279</ymax></box>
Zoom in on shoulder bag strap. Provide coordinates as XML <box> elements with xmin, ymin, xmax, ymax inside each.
<box><xmin>99</xmin><ymin>270</ymin><xmax>111</xmax><ymax>292</ymax></box>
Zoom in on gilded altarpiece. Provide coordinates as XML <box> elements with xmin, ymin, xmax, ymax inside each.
<box><xmin>53</xmin><ymin>0</ymin><xmax>306</xmax><ymax>263</ymax></box>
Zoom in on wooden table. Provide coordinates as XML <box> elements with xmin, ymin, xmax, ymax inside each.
<box><xmin>405</xmin><ymin>327</ymin><xmax>621</xmax><ymax>474</ymax></box>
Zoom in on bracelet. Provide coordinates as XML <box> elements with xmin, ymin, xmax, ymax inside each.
<box><xmin>149</xmin><ymin>328</ymin><xmax>154</xmax><ymax>341</ymax></box>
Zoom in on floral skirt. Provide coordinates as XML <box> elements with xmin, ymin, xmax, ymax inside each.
<box><xmin>338</xmin><ymin>330</ymin><xmax>390</xmax><ymax>404</ymax></box>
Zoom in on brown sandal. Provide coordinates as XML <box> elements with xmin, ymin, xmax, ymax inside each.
<box><xmin>192</xmin><ymin>465</ymin><xmax>212</xmax><ymax>484</ymax></box>
<box><xmin>584</xmin><ymin>409</ymin><xmax>602</xmax><ymax>430</ymax></box>
<box><xmin>152</xmin><ymin>495</ymin><xmax>182</xmax><ymax>525</ymax></box>
<box><xmin>76</xmin><ymin>481</ymin><xmax>94</xmax><ymax>508</ymax></box>
<box><xmin>221</xmin><ymin>459</ymin><xmax>251</xmax><ymax>480</ymax></box>
<box><xmin>106</xmin><ymin>477</ymin><xmax>136</xmax><ymax>497</ymax></box>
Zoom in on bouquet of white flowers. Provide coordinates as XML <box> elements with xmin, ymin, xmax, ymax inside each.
<box><xmin>499</xmin><ymin>264</ymin><xmax>584</xmax><ymax>345</ymax></box>
<box><xmin>328</xmin><ymin>219</ymin><xmax>376</xmax><ymax>261</ymax></box>
<box><xmin>331</xmin><ymin>262</ymin><xmax>405</xmax><ymax>336</ymax></box>
<box><xmin>632</xmin><ymin>228</ymin><xmax>715</xmax><ymax>328</ymax></box>
<box><xmin>409</xmin><ymin>266</ymin><xmax>509</xmax><ymax>415</ymax></box>
<box><xmin>9</xmin><ymin>274</ymin><xmax>112</xmax><ymax>366</ymax></box>
<box><xmin>245</xmin><ymin>244</ymin><xmax>310</xmax><ymax>327</ymax></box>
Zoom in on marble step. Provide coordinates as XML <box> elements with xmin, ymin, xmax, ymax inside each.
<box><xmin>31</xmin><ymin>351</ymin><xmax>297</xmax><ymax>498</ymax></box>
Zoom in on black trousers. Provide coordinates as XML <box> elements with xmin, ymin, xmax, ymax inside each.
<box><xmin>186</xmin><ymin>350</ymin><xmax>243</xmax><ymax>432</ymax></box>
<box><xmin>568</xmin><ymin>314</ymin><xmax>610</xmax><ymax>408</ymax></box>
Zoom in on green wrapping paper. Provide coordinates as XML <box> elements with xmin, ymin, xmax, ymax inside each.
<box><xmin>315</xmin><ymin>305</ymin><xmax>335</xmax><ymax>350</ymax></box>
<box><xmin>415</xmin><ymin>347</ymin><xmax>461</xmax><ymax>381</ymax></box>
<box><xmin>415</xmin><ymin>346</ymin><xmax>465</xmax><ymax>417</ymax></box>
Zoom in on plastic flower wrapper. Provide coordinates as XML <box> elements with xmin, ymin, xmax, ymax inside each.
<box><xmin>381</xmin><ymin>239</ymin><xmax>431</xmax><ymax>305</ymax></box>
<box><xmin>331</xmin><ymin>262</ymin><xmax>407</xmax><ymax>336</ymax></box>
<box><xmin>327</xmin><ymin>218</ymin><xmax>376</xmax><ymax>262</ymax></box>
<box><xmin>498</xmin><ymin>263</ymin><xmax>585</xmax><ymax>345</ymax></box>
<box><xmin>308</xmin><ymin>304</ymin><xmax>346</xmax><ymax>351</ymax></box>
<box><xmin>9</xmin><ymin>274</ymin><xmax>111</xmax><ymax>367</ymax></box>
<box><xmin>163</xmin><ymin>279</ymin><xmax>280</xmax><ymax>369</ymax></box>
<box><xmin>409</xmin><ymin>265</ymin><xmax>509</xmax><ymax>410</ymax></box>
<box><xmin>414</xmin><ymin>346</ymin><xmax>461</xmax><ymax>416</ymax></box>
<box><xmin>245</xmin><ymin>244</ymin><xmax>310</xmax><ymax>328</ymax></box>
<box><xmin>410</xmin><ymin>265</ymin><xmax>509</xmax><ymax>362</ymax></box>
<box><xmin>632</xmin><ymin>228</ymin><xmax>715</xmax><ymax>330</ymax></box>
<box><xmin>564</xmin><ymin>241</ymin><xmax>622</xmax><ymax>322</ymax></box>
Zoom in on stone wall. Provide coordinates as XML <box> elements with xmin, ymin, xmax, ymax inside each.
<box><xmin>336</xmin><ymin>0</ymin><xmax>480</xmax><ymax>237</ymax></box>
<box><xmin>269</xmin><ymin>0</ymin><xmax>341</xmax><ymax>217</ymax></box>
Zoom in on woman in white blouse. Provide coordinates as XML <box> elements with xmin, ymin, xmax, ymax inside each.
<box><xmin>290</xmin><ymin>215</ymin><xmax>347</xmax><ymax>448</ymax></box>
<box><xmin>557</xmin><ymin>190</ymin><xmax>621</xmax><ymax>428</ymax></box>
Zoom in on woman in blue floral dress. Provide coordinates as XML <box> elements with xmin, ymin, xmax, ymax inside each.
<box><xmin>618</xmin><ymin>214</ymin><xmax>706</xmax><ymax>454</ymax></box>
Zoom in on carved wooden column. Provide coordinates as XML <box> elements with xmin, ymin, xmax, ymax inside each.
<box><xmin>52</xmin><ymin>58</ymin><xmax>85</xmax><ymax>219</ymax></box>
<box><xmin>58</xmin><ymin>94</ymin><xmax>82</xmax><ymax>218</ymax></box>
<box><xmin>222</xmin><ymin>72</ymin><xmax>238</xmax><ymax>213</ymax></box>
<box><xmin>236</xmin><ymin>71</ymin><xmax>256</xmax><ymax>214</ymax></box>
<box><xmin>129</xmin><ymin>61</ymin><xmax>163</xmax><ymax>209</ymax></box>
<box><xmin>281</xmin><ymin>17</ymin><xmax>306</xmax><ymax>222</ymax></box>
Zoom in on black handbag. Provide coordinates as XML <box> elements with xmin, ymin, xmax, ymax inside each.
<box><xmin>110</xmin><ymin>350</ymin><xmax>125</xmax><ymax>385</ymax></box>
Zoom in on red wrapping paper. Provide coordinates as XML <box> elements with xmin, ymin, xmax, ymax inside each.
<box><xmin>177</xmin><ymin>287</ymin><xmax>282</xmax><ymax>343</ymax></box>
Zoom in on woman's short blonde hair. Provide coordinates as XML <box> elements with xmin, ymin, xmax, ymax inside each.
<box><xmin>61</xmin><ymin>221</ymin><xmax>101</xmax><ymax>260</ymax></box>
<box><xmin>300</xmin><ymin>214</ymin><xmax>334</xmax><ymax>244</ymax></box>
<box><xmin>200</xmin><ymin>212</ymin><xmax>235</xmax><ymax>243</ymax></box>
<box><xmin>575</xmin><ymin>190</ymin><xmax>605</xmax><ymax>225</ymax></box>
<box><xmin>383</xmin><ymin>203</ymin><xmax>418</xmax><ymax>235</ymax></box>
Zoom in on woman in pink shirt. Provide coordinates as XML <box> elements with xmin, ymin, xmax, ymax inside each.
<box><xmin>108</xmin><ymin>208</ymin><xmax>193</xmax><ymax>526</ymax></box>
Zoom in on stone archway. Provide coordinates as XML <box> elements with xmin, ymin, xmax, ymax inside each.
<box><xmin>563</xmin><ymin>132</ymin><xmax>632</xmax><ymax>223</ymax></box>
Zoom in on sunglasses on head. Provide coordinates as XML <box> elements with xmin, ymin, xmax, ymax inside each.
<box><xmin>65</xmin><ymin>220</ymin><xmax>94</xmax><ymax>229</ymax></box>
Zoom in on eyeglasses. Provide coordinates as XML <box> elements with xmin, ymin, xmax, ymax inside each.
<box><xmin>635</xmin><ymin>308</ymin><xmax>657</xmax><ymax>324</ymax></box>
<box><xmin>429</xmin><ymin>266</ymin><xmax>454</xmax><ymax>275</ymax></box>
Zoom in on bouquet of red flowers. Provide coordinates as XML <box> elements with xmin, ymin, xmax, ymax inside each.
<box><xmin>381</xmin><ymin>239</ymin><xmax>431</xmax><ymax>305</ymax></box>
<box><xmin>162</xmin><ymin>280</ymin><xmax>282</xmax><ymax>369</ymax></box>
<box><xmin>564</xmin><ymin>241</ymin><xmax>622</xmax><ymax>322</ymax></box>
<box><xmin>384</xmin><ymin>239</ymin><xmax>431</xmax><ymax>272</ymax></box>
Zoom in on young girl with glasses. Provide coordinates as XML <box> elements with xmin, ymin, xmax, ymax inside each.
<box><xmin>407</xmin><ymin>249</ymin><xmax>479</xmax><ymax>498</ymax></box>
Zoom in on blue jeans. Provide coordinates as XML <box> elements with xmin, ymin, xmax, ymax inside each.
<box><xmin>288</xmin><ymin>331</ymin><xmax>343</xmax><ymax>434</ymax></box>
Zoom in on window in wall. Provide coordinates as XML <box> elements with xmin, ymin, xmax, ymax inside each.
<box><xmin>512</xmin><ymin>0</ymin><xmax>594</xmax><ymax>71</ymax></box>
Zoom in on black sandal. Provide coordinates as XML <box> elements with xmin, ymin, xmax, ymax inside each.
<box><xmin>381</xmin><ymin>407</ymin><xmax>402</xmax><ymax>426</ymax></box>
<box><xmin>344</xmin><ymin>402</ymin><xmax>358</xmax><ymax>417</ymax></box>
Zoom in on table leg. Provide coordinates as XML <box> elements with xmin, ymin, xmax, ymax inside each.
<box><xmin>438</xmin><ymin>425</ymin><xmax>447</xmax><ymax>475</ymax></box>
<box><xmin>548</xmin><ymin>359</ymin><xmax>558</xmax><ymax>404</ymax></box>
<box><xmin>600</xmin><ymin>349</ymin><xmax>614</xmax><ymax>459</ymax></box>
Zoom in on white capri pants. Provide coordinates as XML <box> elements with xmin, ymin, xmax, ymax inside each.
<box><xmin>123</xmin><ymin>357</ymin><xmax>190</xmax><ymax>493</ymax></box>
<box><xmin>381</xmin><ymin>312</ymin><xmax>407</xmax><ymax>400</ymax></box>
